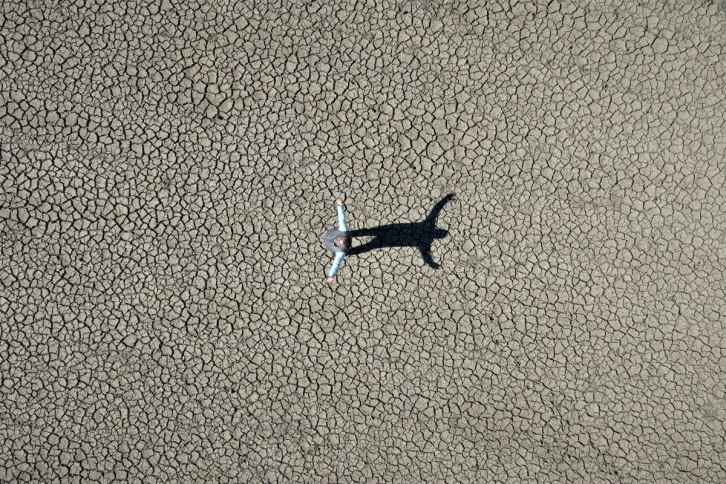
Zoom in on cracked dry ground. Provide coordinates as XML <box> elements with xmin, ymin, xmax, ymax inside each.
<box><xmin>1</xmin><ymin>0</ymin><xmax>724</xmax><ymax>481</ymax></box>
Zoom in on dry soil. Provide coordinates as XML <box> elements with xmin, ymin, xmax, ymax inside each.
<box><xmin>1</xmin><ymin>0</ymin><xmax>725</xmax><ymax>482</ymax></box>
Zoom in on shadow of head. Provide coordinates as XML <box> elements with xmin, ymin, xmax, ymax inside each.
<box><xmin>432</xmin><ymin>228</ymin><xmax>449</xmax><ymax>239</ymax></box>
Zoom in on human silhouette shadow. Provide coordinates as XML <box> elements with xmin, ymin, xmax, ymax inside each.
<box><xmin>348</xmin><ymin>194</ymin><xmax>454</xmax><ymax>269</ymax></box>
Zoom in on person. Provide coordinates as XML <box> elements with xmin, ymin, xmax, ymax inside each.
<box><xmin>323</xmin><ymin>196</ymin><xmax>351</xmax><ymax>284</ymax></box>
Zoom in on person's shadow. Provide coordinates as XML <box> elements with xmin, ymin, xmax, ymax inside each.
<box><xmin>348</xmin><ymin>194</ymin><xmax>454</xmax><ymax>269</ymax></box>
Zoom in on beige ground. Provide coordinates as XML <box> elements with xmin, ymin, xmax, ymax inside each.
<box><xmin>1</xmin><ymin>0</ymin><xmax>725</xmax><ymax>481</ymax></box>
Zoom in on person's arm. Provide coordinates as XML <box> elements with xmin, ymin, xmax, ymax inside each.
<box><xmin>326</xmin><ymin>252</ymin><xmax>345</xmax><ymax>283</ymax></box>
<box><xmin>335</xmin><ymin>196</ymin><xmax>349</xmax><ymax>232</ymax></box>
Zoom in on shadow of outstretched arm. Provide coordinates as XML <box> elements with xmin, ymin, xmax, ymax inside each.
<box><xmin>419</xmin><ymin>242</ymin><xmax>439</xmax><ymax>269</ymax></box>
<box><xmin>424</xmin><ymin>193</ymin><xmax>455</xmax><ymax>229</ymax></box>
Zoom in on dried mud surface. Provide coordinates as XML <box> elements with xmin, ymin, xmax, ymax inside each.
<box><xmin>1</xmin><ymin>0</ymin><xmax>725</xmax><ymax>481</ymax></box>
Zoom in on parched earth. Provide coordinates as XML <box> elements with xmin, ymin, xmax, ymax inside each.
<box><xmin>1</xmin><ymin>0</ymin><xmax>724</xmax><ymax>481</ymax></box>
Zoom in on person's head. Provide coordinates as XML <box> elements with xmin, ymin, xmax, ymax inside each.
<box><xmin>334</xmin><ymin>235</ymin><xmax>351</xmax><ymax>250</ymax></box>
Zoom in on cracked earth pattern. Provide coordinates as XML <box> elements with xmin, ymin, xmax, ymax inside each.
<box><xmin>1</xmin><ymin>0</ymin><xmax>725</xmax><ymax>481</ymax></box>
